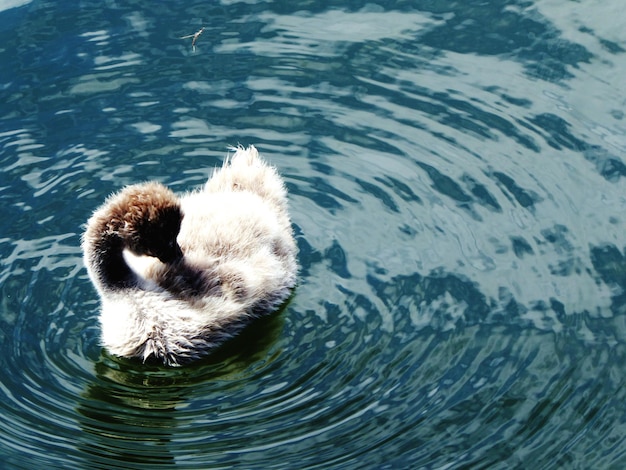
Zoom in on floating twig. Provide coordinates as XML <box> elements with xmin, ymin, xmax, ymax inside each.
<box><xmin>180</xmin><ymin>27</ymin><xmax>204</xmax><ymax>52</ymax></box>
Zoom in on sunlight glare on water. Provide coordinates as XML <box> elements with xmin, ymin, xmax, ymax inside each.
<box><xmin>0</xmin><ymin>0</ymin><xmax>625</xmax><ymax>468</ymax></box>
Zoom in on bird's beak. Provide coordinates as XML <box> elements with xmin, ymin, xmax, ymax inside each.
<box><xmin>159</xmin><ymin>242</ymin><xmax>184</xmax><ymax>264</ymax></box>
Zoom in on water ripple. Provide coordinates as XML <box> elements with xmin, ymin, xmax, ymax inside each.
<box><xmin>1</xmin><ymin>1</ymin><xmax>625</xmax><ymax>468</ymax></box>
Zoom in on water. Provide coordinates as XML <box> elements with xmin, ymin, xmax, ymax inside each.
<box><xmin>1</xmin><ymin>0</ymin><xmax>625</xmax><ymax>468</ymax></box>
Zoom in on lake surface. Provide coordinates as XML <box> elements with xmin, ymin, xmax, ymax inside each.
<box><xmin>1</xmin><ymin>0</ymin><xmax>625</xmax><ymax>468</ymax></box>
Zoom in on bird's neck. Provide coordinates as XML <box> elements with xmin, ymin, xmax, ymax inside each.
<box><xmin>101</xmin><ymin>235</ymin><xmax>137</xmax><ymax>288</ymax></box>
<box><xmin>86</xmin><ymin>224</ymin><xmax>137</xmax><ymax>291</ymax></box>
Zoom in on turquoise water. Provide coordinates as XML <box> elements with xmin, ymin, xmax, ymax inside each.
<box><xmin>1</xmin><ymin>0</ymin><xmax>626</xmax><ymax>468</ymax></box>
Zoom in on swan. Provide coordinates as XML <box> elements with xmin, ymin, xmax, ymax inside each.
<box><xmin>82</xmin><ymin>146</ymin><xmax>298</xmax><ymax>366</ymax></box>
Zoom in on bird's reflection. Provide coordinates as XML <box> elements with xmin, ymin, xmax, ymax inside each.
<box><xmin>76</xmin><ymin>309</ymin><xmax>286</xmax><ymax>467</ymax></box>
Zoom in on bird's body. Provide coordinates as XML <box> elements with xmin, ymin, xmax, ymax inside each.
<box><xmin>82</xmin><ymin>146</ymin><xmax>297</xmax><ymax>366</ymax></box>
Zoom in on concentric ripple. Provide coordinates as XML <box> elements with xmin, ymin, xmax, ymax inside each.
<box><xmin>1</xmin><ymin>1</ymin><xmax>625</xmax><ymax>468</ymax></box>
